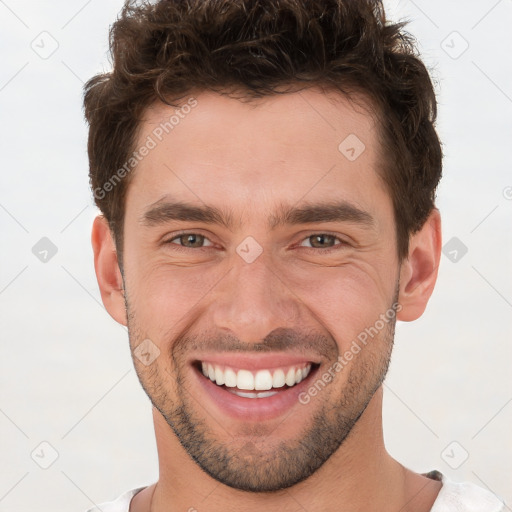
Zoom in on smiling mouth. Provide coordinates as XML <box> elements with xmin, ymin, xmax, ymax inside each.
<box><xmin>195</xmin><ymin>360</ymin><xmax>319</xmax><ymax>398</ymax></box>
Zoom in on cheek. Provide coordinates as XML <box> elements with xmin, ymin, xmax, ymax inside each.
<box><xmin>280</xmin><ymin>260</ymin><xmax>397</xmax><ymax>348</ymax></box>
<box><xmin>126</xmin><ymin>257</ymin><xmax>228</xmax><ymax>333</ymax></box>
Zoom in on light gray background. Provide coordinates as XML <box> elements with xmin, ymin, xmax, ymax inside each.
<box><xmin>1</xmin><ymin>0</ymin><xmax>511</xmax><ymax>510</ymax></box>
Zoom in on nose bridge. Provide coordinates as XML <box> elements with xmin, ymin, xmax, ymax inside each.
<box><xmin>210</xmin><ymin>254</ymin><xmax>301</xmax><ymax>343</ymax></box>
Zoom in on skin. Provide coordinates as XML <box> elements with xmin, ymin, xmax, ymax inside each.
<box><xmin>92</xmin><ymin>87</ymin><xmax>442</xmax><ymax>512</ymax></box>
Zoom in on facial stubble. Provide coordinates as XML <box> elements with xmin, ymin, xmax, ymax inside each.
<box><xmin>125</xmin><ymin>290</ymin><xmax>397</xmax><ymax>492</ymax></box>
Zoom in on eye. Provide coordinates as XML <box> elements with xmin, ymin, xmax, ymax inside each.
<box><xmin>167</xmin><ymin>233</ymin><xmax>214</xmax><ymax>248</ymax></box>
<box><xmin>300</xmin><ymin>234</ymin><xmax>343</xmax><ymax>249</ymax></box>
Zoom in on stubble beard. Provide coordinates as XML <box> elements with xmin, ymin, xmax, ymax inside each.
<box><xmin>125</xmin><ymin>292</ymin><xmax>397</xmax><ymax>492</ymax></box>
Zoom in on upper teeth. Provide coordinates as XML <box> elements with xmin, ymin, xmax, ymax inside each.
<box><xmin>201</xmin><ymin>362</ymin><xmax>312</xmax><ymax>390</ymax></box>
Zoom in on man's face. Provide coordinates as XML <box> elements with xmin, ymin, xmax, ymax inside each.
<box><xmin>121</xmin><ymin>88</ymin><xmax>401</xmax><ymax>491</ymax></box>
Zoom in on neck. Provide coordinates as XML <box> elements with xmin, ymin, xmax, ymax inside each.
<box><xmin>143</xmin><ymin>388</ymin><xmax>440</xmax><ymax>512</ymax></box>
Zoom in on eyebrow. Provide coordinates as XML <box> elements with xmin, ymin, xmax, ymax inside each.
<box><xmin>141</xmin><ymin>200</ymin><xmax>235</xmax><ymax>229</ymax></box>
<box><xmin>269</xmin><ymin>201</ymin><xmax>374</xmax><ymax>230</ymax></box>
<box><xmin>140</xmin><ymin>198</ymin><xmax>374</xmax><ymax>230</ymax></box>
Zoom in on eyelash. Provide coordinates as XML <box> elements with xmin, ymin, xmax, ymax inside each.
<box><xmin>163</xmin><ymin>231</ymin><xmax>347</xmax><ymax>253</ymax></box>
<box><xmin>300</xmin><ymin>234</ymin><xmax>347</xmax><ymax>252</ymax></box>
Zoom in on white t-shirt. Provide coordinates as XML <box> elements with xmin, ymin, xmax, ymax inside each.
<box><xmin>85</xmin><ymin>471</ymin><xmax>505</xmax><ymax>512</ymax></box>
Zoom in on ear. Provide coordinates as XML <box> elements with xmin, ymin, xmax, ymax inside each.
<box><xmin>91</xmin><ymin>215</ymin><xmax>127</xmax><ymax>326</ymax></box>
<box><xmin>397</xmin><ymin>208</ymin><xmax>442</xmax><ymax>322</ymax></box>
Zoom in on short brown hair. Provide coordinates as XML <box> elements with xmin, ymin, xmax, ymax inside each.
<box><xmin>84</xmin><ymin>0</ymin><xmax>442</xmax><ymax>265</ymax></box>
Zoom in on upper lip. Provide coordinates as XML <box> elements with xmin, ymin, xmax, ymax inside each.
<box><xmin>191</xmin><ymin>353</ymin><xmax>321</xmax><ymax>371</ymax></box>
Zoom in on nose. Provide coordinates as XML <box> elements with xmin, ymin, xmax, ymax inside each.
<box><xmin>208</xmin><ymin>252</ymin><xmax>302</xmax><ymax>344</ymax></box>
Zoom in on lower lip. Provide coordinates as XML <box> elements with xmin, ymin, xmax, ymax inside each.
<box><xmin>192</xmin><ymin>365</ymin><xmax>318</xmax><ymax>422</ymax></box>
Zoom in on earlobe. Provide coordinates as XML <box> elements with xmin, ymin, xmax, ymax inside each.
<box><xmin>91</xmin><ymin>215</ymin><xmax>127</xmax><ymax>326</ymax></box>
<box><xmin>397</xmin><ymin>209</ymin><xmax>442</xmax><ymax>322</ymax></box>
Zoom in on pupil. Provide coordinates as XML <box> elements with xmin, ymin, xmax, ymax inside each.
<box><xmin>312</xmin><ymin>234</ymin><xmax>332</xmax><ymax>247</ymax></box>
<box><xmin>184</xmin><ymin>234</ymin><xmax>202</xmax><ymax>247</ymax></box>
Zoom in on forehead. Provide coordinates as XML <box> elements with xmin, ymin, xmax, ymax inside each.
<box><xmin>126</xmin><ymin>88</ymin><xmax>388</xmax><ymax>221</ymax></box>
